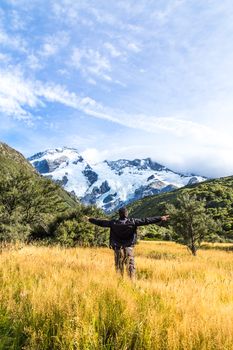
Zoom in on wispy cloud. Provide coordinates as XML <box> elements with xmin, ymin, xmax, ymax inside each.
<box><xmin>104</xmin><ymin>43</ymin><xmax>122</xmax><ymax>58</ymax></box>
<box><xmin>0</xmin><ymin>68</ymin><xmax>40</xmax><ymax>121</ymax></box>
<box><xmin>10</xmin><ymin>9</ymin><xmax>26</xmax><ymax>30</ymax></box>
<box><xmin>0</xmin><ymin>52</ymin><xmax>11</xmax><ymax>63</ymax></box>
<box><xmin>39</xmin><ymin>32</ymin><xmax>70</xmax><ymax>58</ymax></box>
<box><xmin>26</xmin><ymin>54</ymin><xmax>43</xmax><ymax>70</ymax></box>
<box><xmin>71</xmin><ymin>48</ymin><xmax>112</xmax><ymax>82</ymax></box>
<box><xmin>1</xmin><ymin>64</ymin><xmax>226</xmax><ymax>150</ymax></box>
<box><xmin>0</xmin><ymin>67</ymin><xmax>95</xmax><ymax>120</ymax></box>
<box><xmin>1</xmin><ymin>0</ymin><xmax>233</xmax><ymax>177</ymax></box>
<box><xmin>0</xmin><ymin>28</ymin><xmax>27</xmax><ymax>52</ymax></box>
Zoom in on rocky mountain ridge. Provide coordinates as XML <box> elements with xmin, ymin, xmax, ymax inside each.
<box><xmin>29</xmin><ymin>147</ymin><xmax>206</xmax><ymax>212</ymax></box>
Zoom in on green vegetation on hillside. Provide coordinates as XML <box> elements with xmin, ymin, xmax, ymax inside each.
<box><xmin>129</xmin><ymin>176</ymin><xmax>233</xmax><ymax>242</ymax></box>
<box><xmin>1</xmin><ymin>142</ymin><xmax>232</xmax><ymax>245</ymax></box>
<box><xmin>167</xmin><ymin>193</ymin><xmax>218</xmax><ymax>255</ymax></box>
<box><xmin>0</xmin><ymin>142</ymin><xmax>108</xmax><ymax>246</ymax></box>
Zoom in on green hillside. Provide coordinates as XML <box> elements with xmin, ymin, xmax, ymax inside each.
<box><xmin>0</xmin><ymin>142</ymin><xmax>77</xmax><ymax>207</ymax></box>
<box><xmin>0</xmin><ymin>142</ymin><xmax>108</xmax><ymax>246</ymax></box>
<box><xmin>128</xmin><ymin>176</ymin><xmax>233</xmax><ymax>241</ymax></box>
<box><xmin>0</xmin><ymin>142</ymin><xmax>36</xmax><ymax>172</ymax></box>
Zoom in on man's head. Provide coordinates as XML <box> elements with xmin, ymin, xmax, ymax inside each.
<box><xmin>118</xmin><ymin>207</ymin><xmax>128</xmax><ymax>219</ymax></box>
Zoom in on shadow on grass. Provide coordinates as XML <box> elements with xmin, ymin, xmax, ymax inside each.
<box><xmin>0</xmin><ymin>307</ymin><xmax>27</xmax><ymax>350</ymax></box>
<box><xmin>200</xmin><ymin>244</ymin><xmax>233</xmax><ymax>252</ymax></box>
<box><xmin>137</xmin><ymin>268</ymin><xmax>153</xmax><ymax>280</ymax></box>
<box><xmin>147</xmin><ymin>251</ymin><xmax>177</xmax><ymax>260</ymax></box>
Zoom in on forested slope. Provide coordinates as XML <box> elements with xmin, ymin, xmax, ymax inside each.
<box><xmin>128</xmin><ymin>176</ymin><xmax>233</xmax><ymax>241</ymax></box>
<box><xmin>0</xmin><ymin>142</ymin><xmax>108</xmax><ymax>246</ymax></box>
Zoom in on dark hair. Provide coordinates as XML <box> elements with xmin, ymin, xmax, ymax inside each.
<box><xmin>118</xmin><ymin>207</ymin><xmax>128</xmax><ymax>219</ymax></box>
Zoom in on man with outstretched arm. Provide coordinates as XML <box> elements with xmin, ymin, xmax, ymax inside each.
<box><xmin>86</xmin><ymin>207</ymin><xmax>169</xmax><ymax>279</ymax></box>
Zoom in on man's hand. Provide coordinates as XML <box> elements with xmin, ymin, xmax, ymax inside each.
<box><xmin>161</xmin><ymin>215</ymin><xmax>170</xmax><ymax>221</ymax></box>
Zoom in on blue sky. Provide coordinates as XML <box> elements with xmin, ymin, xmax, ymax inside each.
<box><xmin>0</xmin><ymin>0</ymin><xmax>233</xmax><ymax>177</ymax></box>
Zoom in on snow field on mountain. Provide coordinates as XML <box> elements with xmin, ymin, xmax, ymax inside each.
<box><xmin>29</xmin><ymin>147</ymin><xmax>206</xmax><ymax>211</ymax></box>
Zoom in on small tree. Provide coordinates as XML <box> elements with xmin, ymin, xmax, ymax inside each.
<box><xmin>0</xmin><ymin>171</ymin><xmax>67</xmax><ymax>243</ymax></box>
<box><xmin>166</xmin><ymin>193</ymin><xmax>218</xmax><ymax>255</ymax></box>
<box><xmin>51</xmin><ymin>207</ymin><xmax>109</xmax><ymax>247</ymax></box>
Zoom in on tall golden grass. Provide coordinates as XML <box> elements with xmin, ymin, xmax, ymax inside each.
<box><xmin>1</xmin><ymin>241</ymin><xmax>233</xmax><ymax>349</ymax></box>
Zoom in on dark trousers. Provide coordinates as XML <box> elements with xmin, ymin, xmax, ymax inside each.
<box><xmin>113</xmin><ymin>246</ymin><xmax>135</xmax><ymax>279</ymax></box>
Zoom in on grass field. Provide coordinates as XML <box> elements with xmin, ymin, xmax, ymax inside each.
<box><xmin>1</xmin><ymin>241</ymin><xmax>233</xmax><ymax>350</ymax></box>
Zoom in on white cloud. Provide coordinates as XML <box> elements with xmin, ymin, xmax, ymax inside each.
<box><xmin>41</xmin><ymin>43</ymin><xmax>58</xmax><ymax>57</ymax></box>
<box><xmin>26</xmin><ymin>54</ymin><xmax>43</xmax><ymax>70</ymax></box>
<box><xmin>87</xmin><ymin>77</ymin><xmax>97</xmax><ymax>85</ymax></box>
<box><xmin>39</xmin><ymin>32</ymin><xmax>70</xmax><ymax>57</ymax></box>
<box><xmin>51</xmin><ymin>1</ymin><xmax>81</xmax><ymax>25</ymax></box>
<box><xmin>125</xmin><ymin>41</ymin><xmax>141</xmax><ymax>53</ymax></box>
<box><xmin>151</xmin><ymin>0</ymin><xmax>185</xmax><ymax>23</ymax></box>
<box><xmin>0</xmin><ymin>67</ymin><xmax>100</xmax><ymax>120</ymax></box>
<box><xmin>71</xmin><ymin>48</ymin><xmax>112</xmax><ymax>81</ymax></box>
<box><xmin>1</xmin><ymin>66</ymin><xmax>231</xmax><ymax>177</ymax></box>
<box><xmin>78</xmin><ymin>139</ymin><xmax>233</xmax><ymax>178</ymax></box>
<box><xmin>1</xmin><ymin>66</ymin><xmax>230</xmax><ymax>149</ymax></box>
<box><xmin>81</xmin><ymin>148</ymin><xmax>107</xmax><ymax>164</ymax></box>
<box><xmin>1</xmin><ymin>0</ymin><xmax>233</xmax><ymax>177</ymax></box>
<box><xmin>0</xmin><ymin>28</ymin><xmax>27</xmax><ymax>52</ymax></box>
<box><xmin>79</xmin><ymin>134</ymin><xmax>233</xmax><ymax>178</ymax></box>
<box><xmin>10</xmin><ymin>9</ymin><xmax>26</xmax><ymax>30</ymax></box>
<box><xmin>0</xmin><ymin>52</ymin><xmax>11</xmax><ymax>63</ymax></box>
<box><xmin>104</xmin><ymin>42</ymin><xmax>122</xmax><ymax>57</ymax></box>
<box><xmin>0</xmin><ymin>68</ymin><xmax>41</xmax><ymax>121</ymax></box>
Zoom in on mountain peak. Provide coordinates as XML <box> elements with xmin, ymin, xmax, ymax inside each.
<box><xmin>28</xmin><ymin>146</ymin><xmax>81</xmax><ymax>161</ymax></box>
<box><xmin>105</xmin><ymin>157</ymin><xmax>166</xmax><ymax>173</ymax></box>
<box><xmin>28</xmin><ymin>146</ymin><xmax>206</xmax><ymax>212</ymax></box>
<box><xmin>29</xmin><ymin>147</ymin><xmax>85</xmax><ymax>175</ymax></box>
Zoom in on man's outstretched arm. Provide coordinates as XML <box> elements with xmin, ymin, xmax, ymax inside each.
<box><xmin>133</xmin><ymin>215</ymin><xmax>170</xmax><ymax>226</ymax></box>
<box><xmin>84</xmin><ymin>216</ymin><xmax>112</xmax><ymax>228</ymax></box>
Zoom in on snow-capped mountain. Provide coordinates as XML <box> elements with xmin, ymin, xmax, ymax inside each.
<box><xmin>28</xmin><ymin>147</ymin><xmax>206</xmax><ymax>212</ymax></box>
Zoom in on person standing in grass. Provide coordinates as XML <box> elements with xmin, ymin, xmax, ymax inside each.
<box><xmin>86</xmin><ymin>207</ymin><xmax>169</xmax><ymax>279</ymax></box>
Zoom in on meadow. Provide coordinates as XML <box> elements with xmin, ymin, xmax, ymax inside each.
<box><xmin>1</xmin><ymin>241</ymin><xmax>233</xmax><ymax>350</ymax></box>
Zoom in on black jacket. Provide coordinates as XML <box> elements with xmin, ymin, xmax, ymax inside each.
<box><xmin>89</xmin><ymin>216</ymin><xmax>162</xmax><ymax>247</ymax></box>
